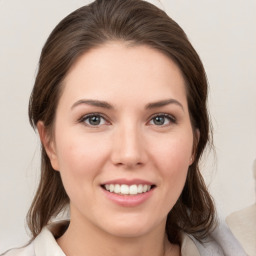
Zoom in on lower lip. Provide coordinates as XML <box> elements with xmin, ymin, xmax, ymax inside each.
<box><xmin>101</xmin><ymin>187</ymin><xmax>155</xmax><ymax>207</ymax></box>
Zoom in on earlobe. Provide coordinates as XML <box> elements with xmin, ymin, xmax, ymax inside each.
<box><xmin>37</xmin><ymin>121</ymin><xmax>59</xmax><ymax>171</ymax></box>
<box><xmin>189</xmin><ymin>156</ymin><xmax>194</xmax><ymax>165</ymax></box>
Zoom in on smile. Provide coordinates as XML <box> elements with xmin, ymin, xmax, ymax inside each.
<box><xmin>103</xmin><ymin>184</ymin><xmax>153</xmax><ymax>195</ymax></box>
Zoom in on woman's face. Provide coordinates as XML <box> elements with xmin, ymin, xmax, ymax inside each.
<box><xmin>43</xmin><ymin>42</ymin><xmax>195</xmax><ymax>238</ymax></box>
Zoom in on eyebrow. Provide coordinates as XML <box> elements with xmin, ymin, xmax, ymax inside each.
<box><xmin>71</xmin><ymin>98</ymin><xmax>184</xmax><ymax>111</ymax></box>
<box><xmin>145</xmin><ymin>99</ymin><xmax>184</xmax><ymax>111</ymax></box>
<box><xmin>71</xmin><ymin>99</ymin><xmax>113</xmax><ymax>110</ymax></box>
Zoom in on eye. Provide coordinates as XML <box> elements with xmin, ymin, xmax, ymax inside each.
<box><xmin>149</xmin><ymin>114</ymin><xmax>176</xmax><ymax>126</ymax></box>
<box><xmin>79</xmin><ymin>114</ymin><xmax>109</xmax><ymax>127</ymax></box>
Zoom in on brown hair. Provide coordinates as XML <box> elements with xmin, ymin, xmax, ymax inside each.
<box><xmin>28</xmin><ymin>0</ymin><xmax>215</xmax><ymax>244</ymax></box>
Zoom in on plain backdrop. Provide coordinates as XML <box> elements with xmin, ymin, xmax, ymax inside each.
<box><xmin>0</xmin><ymin>0</ymin><xmax>255</xmax><ymax>252</ymax></box>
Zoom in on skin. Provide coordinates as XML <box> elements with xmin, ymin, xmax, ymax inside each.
<box><xmin>38</xmin><ymin>42</ymin><xmax>196</xmax><ymax>256</ymax></box>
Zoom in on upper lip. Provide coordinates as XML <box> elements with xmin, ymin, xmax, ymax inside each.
<box><xmin>101</xmin><ymin>178</ymin><xmax>155</xmax><ymax>186</ymax></box>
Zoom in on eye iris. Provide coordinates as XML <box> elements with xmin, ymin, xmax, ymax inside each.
<box><xmin>89</xmin><ymin>116</ymin><xmax>101</xmax><ymax>125</ymax></box>
<box><xmin>153</xmin><ymin>116</ymin><xmax>165</xmax><ymax>125</ymax></box>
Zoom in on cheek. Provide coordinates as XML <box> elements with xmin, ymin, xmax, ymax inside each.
<box><xmin>151</xmin><ymin>135</ymin><xmax>193</xmax><ymax>172</ymax></box>
<box><xmin>55</xmin><ymin>131</ymin><xmax>107</xmax><ymax>172</ymax></box>
<box><xmin>53</xmin><ymin>132</ymin><xmax>111</xmax><ymax>199</ymax></box>
<box><xmin>149</xmin><ymin>134</ymin><xmax>193</xmax><ymax>195</ymax></box>
<box><xmin>53</xmin><ymin>133</ymin><xmax>110</xmax><ymax>204</ymax></box>
<box><xmin>163</xmin><ymin>140</ymin><xmax>192</xmax><ymax>205</ymax></box>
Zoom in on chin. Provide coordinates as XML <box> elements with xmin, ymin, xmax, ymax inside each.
<box><xmin>105</xmin><ymin>225</ymin><xmax>152</xmax><ymax>238</ymax></box>
<box><xmin>99</xmin><ymin>215</ymin><xmax>166</xmax><ymax>238</ymax></box>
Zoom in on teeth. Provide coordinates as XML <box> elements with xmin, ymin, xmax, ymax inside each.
<box><xmin>114</xmin><ymin>184</ymin><xmax>120</xmax><ymax>193</ymax></box>
<box><xmin>129</xmin><ymin>185</ymin><xmax>137</xmax><ymax>195</ymax></box>
<box><xmin>120</xmin><ymin>184</ymin><xmax>129</xmax><ymax>194</ymax></box>
<box><xmin>109</xmin><ymin>184</ymin><xmax>115</xmax><ymax>192</ymax></box>
<box><xmin>104</xmin><ymin>184</ymin><xmax>152</xmax><ymax>195</ymax></box>
<box><xmin>137</xmin><ymin>184</ymin><xmax>143</xmax><ymax>193</ymax></box>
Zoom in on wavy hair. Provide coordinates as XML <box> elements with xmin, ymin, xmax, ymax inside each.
<box><xmin>28</xmin><ymin>0</ymin><xmax>215</xmax><ymax>244</ymax></box>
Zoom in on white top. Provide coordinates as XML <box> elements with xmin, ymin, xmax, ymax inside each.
<box><xmin>1</xmin><ymin>220</ymin><xmax>248</xmax><ymax>256</ymax></box>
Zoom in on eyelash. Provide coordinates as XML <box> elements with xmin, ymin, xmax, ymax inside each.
<box><xmin>78</xmin><ymin>113</ymin><xmax>177</xmax><ymax>127</ymax></box>
<box><xmin>148</xmin><ymin>113</ymin><xmax>177</xmax><ymax>126</ymax></box>
<box><xmin>78</xmin><ymin>113</ymin><xmax>109</xmax><ymax>127</ymax></box>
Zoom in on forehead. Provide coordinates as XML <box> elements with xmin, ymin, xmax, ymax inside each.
<box><xmin>61</xmin><ymin>42</ymin><xmax>187</xmax><ymax>108</ymax></box>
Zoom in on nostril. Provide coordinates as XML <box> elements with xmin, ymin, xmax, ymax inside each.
<box><xmin>110</xmin><ymin>132</ymin><xmax>147</xmax><ymax>168</ymax></box>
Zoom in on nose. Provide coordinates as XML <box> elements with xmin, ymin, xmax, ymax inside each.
<box><xmin>111</xmin><ymin>123</ymin><xmax>148</xmax><ymax>169</ymax></box>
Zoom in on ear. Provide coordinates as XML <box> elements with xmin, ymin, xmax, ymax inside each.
<box><xmin>190</xmin><ymin>128</ymin><xmax>200</xmax><ymax>165</ymax></box>
<box><xmin>37</xmin><ymin>121</ymin><xmax>59</xmax><ymax>171</ymax></box>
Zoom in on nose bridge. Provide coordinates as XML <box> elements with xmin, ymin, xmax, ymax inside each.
<box><xmin>111</xmin><ymin>121</ymin><xmax>146</xmax><ymax>167</ymax></box>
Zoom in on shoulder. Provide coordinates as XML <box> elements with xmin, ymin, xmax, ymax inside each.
<box><xmin>180</xmin><ymin>234</ymin><xmax>200</xmax><ymax>256</ymax></box>
<box><xmin>0</xmin><ymin>243</ymin><xmax>34</xmax><ymax>256</ymax></box>
<box><xmin>1</xmin><ymin>221</ymin><xmax>68</xmax><ymax>256</ymax></box>
<box><xmin>181</xmin><ymin>218</ymin><xmax>249</xmax><ymax>256</ymax></box>
<box><xmin>32</xmin><ymin>222</ymin><xmax>66</xmax><ymax>256</ymax></box>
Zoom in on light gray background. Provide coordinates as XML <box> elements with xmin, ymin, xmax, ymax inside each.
<box><xmin>0</xmin><ymin>0</ymin><xmax>255</xmax><ymax>252</ymax></box>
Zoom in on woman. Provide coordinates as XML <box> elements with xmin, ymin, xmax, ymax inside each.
<box><xmin>2</xmin><ymin>0</ymin><xmax>248</xmax><ymax>255</ymax></box>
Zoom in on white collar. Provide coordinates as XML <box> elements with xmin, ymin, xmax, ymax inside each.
<box><xmin>33</xmin><ymin>220</ymin><xmax>199</xmax><ymax>256</ymax></box>
<box><xmin>33</xmin><ymin>220</ymin><xmax>246</xmax><ymax>256</ymax></box>
<box><xmin>33</xmin><ymin>222</ymin><xmax>66</xmax><ymax>256</ymax></box>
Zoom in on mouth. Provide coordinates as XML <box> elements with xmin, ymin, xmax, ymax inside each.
<box><xmin>101</xmin><ymin>184</ymin><xmax>156</xmax><ymax>196</ymax></box>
